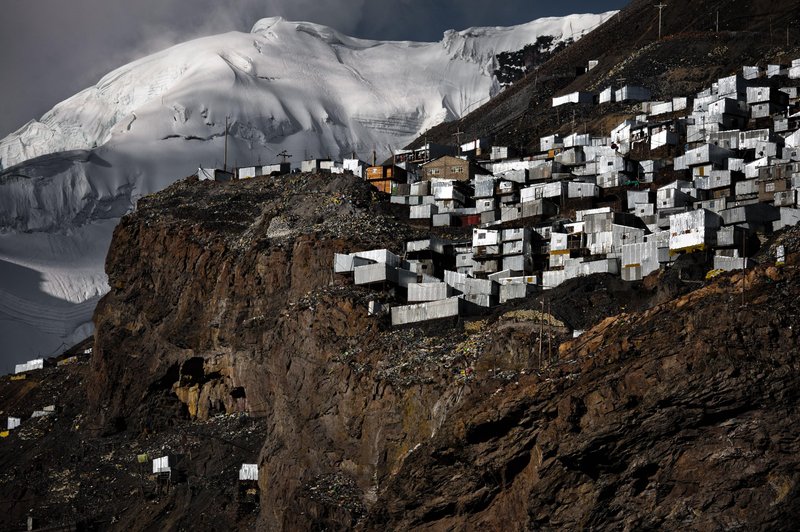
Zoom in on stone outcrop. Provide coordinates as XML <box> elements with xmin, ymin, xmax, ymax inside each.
<box><xmin>87</xmin><ymin>174</ymin><xmax>475</xmax><ymax>529</ymax></box>
<box><xmin>363</xmin><ymin>257</ymin><xmax>800</xmax><ymax>530</ymax></box>
<box><xmin>4</xmin><ymin>172</ymin><xmax>800</xmax><ymax>530</ymax></box>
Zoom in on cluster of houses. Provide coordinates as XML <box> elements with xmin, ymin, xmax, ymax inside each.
<box><xmin>187</xmin><ymin>59</ymin><xmax>800</xmax><ymax>326</ymax></box>
<box><xmin>2</xmin><ymin>353</ymin><xmax>83</xmax><ymax>438</ymax></box>
<box><xmin>331</xmin><ymin>58</ymin><xmax>800</xmax><ymax>326</ymax></box>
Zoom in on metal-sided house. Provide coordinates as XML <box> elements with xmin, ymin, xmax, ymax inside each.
<box><xmin>791</xmin><ymin>58</ymin><xmax>800</xmax><ymax>79</ymax></box>
<box><xmin>552</xmin><ymin>91</ymin><xmax>594</xmax><ymax>107</ymax></box>
<box><xmin>300</xmin><ymin>159</ymin><xmax>331</xmax><ymax>173</ymax></box>
<box><xmin>747</xmin><ymin>86</ymin><xmax>790</xmax><ymax>119</ymax></box>
<box><xmin>767</xmin><ymin>64</ymin><xmax>788</xmax><ymax>78</ymax></box>
<box><xmin>342</xmin><ymin>158</ymin><xmax>368</xmax><ymax>178</ymax></box>
<box><xmin>198</xmin><ymin>168</ymin><xmax>235</xmax><ymax>182</ymax></box>
<box><xmin>263</xmin><ymin>162</ymin><xmax>292</xmax><ymax>176</ymax></box>
<box><xmin>717</xmin><ymin>74</ymin><xmax>749</xmax><ymax>100</ymax></box>
<box><xmin>460</xmin><ymin>138</ymin><xmax>490</xmax><ymax>157</ymax></box>
<box><xmin>705</xmin><ymin>97</ymin><xmax>749</xmax><ymax>129</ymax></box>
<box><xmin>668</xmin><ymin>209</ymin><xmax>723</xmax><ymax>256</ymax></box>
<box><xmin>615</xmin><ymin>85</ymin><xmax>652</xmax><ymax>102</ymax></box>
<box><xmin>237</xmin><ymin>165</ymin><xmax>263</xmax><ymax>179</ymax></box>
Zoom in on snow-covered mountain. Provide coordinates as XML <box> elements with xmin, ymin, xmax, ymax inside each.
<box><xmin>0</xmin><ymin>12</ymin><xmax>614</xmax><ymax>372</ymax></box>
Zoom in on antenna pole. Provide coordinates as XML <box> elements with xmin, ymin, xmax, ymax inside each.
<box><xmin>223</xmin><ymin>116</ymin><xmax>229</xmax><ymax>172</ymax></box>
<box><xmin>656</xmin><ymin>3</ymin><xmax>667</xmax><ymax>40</ymax></box>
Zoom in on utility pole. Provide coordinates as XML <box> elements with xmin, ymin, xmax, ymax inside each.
<box><xmin>453</xmin><ymin>128</ymin><xmax>464</xmax><ymax>155</ymax></box>
<box><xmin>656</xmin><ymin>3</ymin><xmax>667</xmax><ymax>40</ymax></box>
<box><xmin>223</xmin><ymin>116</ymin><xmax>229</xmax><ymax>172</ymax></box>
<box><xmin>277</xmin><ymin>150</ymin><xmax>292</xmax><ymax>163</ymax></box>
<box><xmin>770</xmin><ymin>17</ymin><xmax>773</xmax><ymax>46</ymax></box>
<box><xmin>539</xmin><ymin>300</ymin><xmax>544</xmax><ymax>368</ymax></box>
<box><xmin>716</xmin><ymin>9</ymin><xmax>719</xmax><ymax>33</ymax></box>
<box><xmin>741</xmin><ymin>230</ymin><xmax>746</xmax><ymax>307</ymax></box>
<box><xmin>547</xmin><ymin>299</ymin><xmax>552</xmax><ymax>364</ymax></box>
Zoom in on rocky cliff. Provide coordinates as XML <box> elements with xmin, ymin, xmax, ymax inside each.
<box><xmin>86</xmin><ymin>173</ymin><xmax>486</xmax><ymax>529</ymax></box>
<box><xmin>3</xmin><ymin>173</ymin><xmax>800</xmax><ymax>530</ymax></box>
<box><xmin>364</xmin><ymin>253</ymin><xmax>800</xmax><ymax>530</ymax></box>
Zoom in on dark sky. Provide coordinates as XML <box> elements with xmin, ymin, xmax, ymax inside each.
<box><xmin>0</xmin><ymin>0</ymin><xmax>627</xmax><ymax>138</ymax></box>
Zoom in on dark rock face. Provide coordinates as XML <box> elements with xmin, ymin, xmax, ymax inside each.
<box><xmin>5</xmin><ymin>172</ymin><xmax>800</xmax><ymax>530</ymax></box>
<box><xmin>363</xmin><ymin>261</ymin><xmax>800</xmax><ymax>530</ymax></box>
<box><xmin>87</xmin><ymin>174</ymin><xmax>472</xmax><ymax>529</ymax></box>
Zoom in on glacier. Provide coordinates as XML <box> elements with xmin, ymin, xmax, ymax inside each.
<box><xmin>0</xmin><ymin>12</ymin><xmax>614</xmax><ymax>372</ymax></box>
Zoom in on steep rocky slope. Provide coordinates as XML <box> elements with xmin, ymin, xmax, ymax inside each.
<box><xmin>364</xmin><ymin>256</ymin><xmax>800</xmax><ymax>530</ymax></box>
<box><xmin>3</xmin><ymin>173</ymin><xmax>799</xmax><ymax>530</ymax></box>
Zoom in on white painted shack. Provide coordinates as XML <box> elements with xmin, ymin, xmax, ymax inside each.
<box><xmin>684</xmin><ymin>144</ymin><xmax>731</xmax><ymax>167</ymax></box>
<box><xmin>153</xmin><ymin>456</ymin><xmax>171</xmax><ymax>474</ymax></box>
<box><xmin>621</xmin><ymin>240</ymin><xmax>660</xmax><ymax>281</ymax></box>
<box><xmin>615</xmin><ymin>86</ymin><xmax>651</xmax><ymax>102</ymax></box>
<box><xmin>391</xmin><ymin>297</ymin><xmax>460</xmax><ymax>326</ymax></box>
<box><xmin>599</xmin><ymin>86</ymin><xmax>615</xmax><ymax>104</ymax></box>
<box><xmin>521</xmin><ymin>182</ymin><xmax>564</xmax><ymax>202</ymax></box>
<box><xmin>7</xmin><ymin>417</ymin><xmax>21</xmax><ymax>430</ymax></box>
<box><xmin>354</xmin><ymin>263</ymin><xmax>398</xmax><ymax>285</ymax></box>
<box><xmin>657</xmin><ymin>182</ymin><xmax>694</xmax><ymax>209</ymax></box>
<box><xmin>540</xmin><ymin>134</ymin><xmax>563</xmax><ymax>152</ymax></box>
<box><xmin>552</xmin><ymin>92</ymin><xmax>594</xmax><ymax>107</ymax></box>
<box><xmin>343</xmin><ymin>158</ymin><xmax>366</xmax><ymax>178</ymax></box>
<box><xmin>237</xmin><ymin>166</ymin><xmax>261</xmax><ymax>179</ymax></box>
<box><xmin>567</xmin><ymin>182</ymin><xmax>599</xmax><ymax>199</ymax></box>
<box><xmin>542</xmin><ymin>270</ymin><xmax>568</xmax><ymax>290</ymax></box>
<box><xmin>767</xmin><ymin>64</ymin><xmax>787</xmax><ymax>78</ymax></box>
<box><xmin>444</xmin><ymin>270</ymin><xmax>467</xmax><ymax>293</ymax></box>
<box><xmin>669</xmin><ymin>209</ymin><xmax>723</xmax><ymax>254</ymax></box>
<box><xmin>649</xmin><ymin>101</ymin><xmax>673</xmax><ymax>116</ymax></box>
<box><xmin>239</xmin><ymin>464</ymin><xmax>259</xmax><ymax>481</ymax></box>
<box><xmin>407</xmin><ymin>282</ymin><xmax>450</xmax><ymax>302</ymax></box>
<box><xmin>14</xmin><ymin>359</ymin><xmax>44</xmax><ymax>374</ymax></box>
<box><xmin>718</xmin><ymin>74</ymin><xmax>747</xmax><ymax>98</ymax></box>
<box><xmin>301</xmin><ymin>159</ymin><xmax>330</xmax><ymax>173</ymax></box>
<box><xmin>743</xmin><ymin>66</ymin><xmax>761</xmax><ymax>80</ymax></box>
<box><xmin>473</xmin><ymin>228</ymin><xmax>500</xmax><ymax>247</ymax></box>
<box><xmin>739</xmin><ymin>129</ymin><xmax>771</xmax><ymax>149</ymax></box>
<box><xmin>31</xmin><ymin>405</ymin><xmax>55</xmax><ymax>418</ymax></box>
<box><xmin>714</xmin><ymin>253</ymin><xmax>755</xmax><ymax>271</ymax></box>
